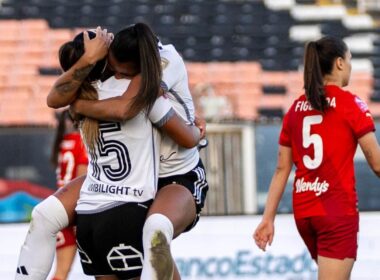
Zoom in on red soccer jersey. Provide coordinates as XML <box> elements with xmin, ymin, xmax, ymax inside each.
<box><xmin>56</xmin><ymin>132</ymin><xmax>88</xmax><ymax>188</ymax></box>
<box><xmin>279</xmin><ymin>85</ymin><xmax>375</xmax><ymax>218</ymax></box>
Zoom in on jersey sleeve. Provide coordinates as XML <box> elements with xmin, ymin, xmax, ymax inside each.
<box><xmin>279</xmin><ymin>110</ymin><xmax>292</xmax><ymax>147</ymax></box>
<box><xmin>149</xmin><ymin>96</ymin><xmax>175</xmax><ymax>127</ymax></box>
<box><xmin>161</xmin><ymin>51</ymin><xmax>184</xmax><ymax>90</ymax></box>
<box><xmin>345</xmin><ymin>95</ymin><xmax>375</xmax><ymax>139</ymax></box>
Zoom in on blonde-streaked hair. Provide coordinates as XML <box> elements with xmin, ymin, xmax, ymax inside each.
<box><xmin>58</xmin><ymin>31</ymin><xmax>106</xmax><ymax>152</ymax></box>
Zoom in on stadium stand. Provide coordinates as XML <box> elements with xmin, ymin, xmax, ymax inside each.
<box><xmin>0</xmin><ymin>0</ymin><xmax>379</xmax><ymax>124</ymax></box>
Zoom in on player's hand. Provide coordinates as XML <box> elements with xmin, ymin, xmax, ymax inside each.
<box><xmin>253</xmin><ymin>220</ymin><xmax>274</xmax><ymax>252</ymax></box>
<box><xmin>194</xmin><ymin>115</ymin><xmax>206</xmax><ymax>139</ymax></box>
<box><xmin>82</xmin><ymin>26</ymin><xmax>110</xmax><ymax>64</ymax></box>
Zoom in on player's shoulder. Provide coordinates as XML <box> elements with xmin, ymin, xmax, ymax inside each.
<box><xmin>60</xmin><ymin>132</ymin><xmax>81</xmax><ymax>151</ymax></box>
<box><xmin>326</xmin><ymin>85</ymin><xmax>354</xmax><ymax>101</ymax></box>
<box><xmin>159</xmin><ymin>44</ymin><xmax>182</xmax><ymax>64</ymax></box>
<box><xmin>327</xmin><ymin>85</ymin><xmax>369</xmax><ymax>113</ymax></box>
<box><xmin>288</xmin><ymin>94</ymin><xmax>307</xmax><ymax>110</ymax></box>
<box><xmin>67</xmin><ymin>132</ymin><xmax>82</xmax><ymax>143</ymax></box>
<box><xmin>159</xmin><ymin>43</ymin><xmax>178</xmax><ymax>56</ymax></box>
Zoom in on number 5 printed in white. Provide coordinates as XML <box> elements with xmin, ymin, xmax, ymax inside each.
<box><xmin>303</xmin><ymin>115</ymin><xmax>323</xmax><ymax>169</ymax></box>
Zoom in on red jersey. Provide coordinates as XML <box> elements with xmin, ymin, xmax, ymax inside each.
<box><xmin>56</xmin><ymin>132</ymin><xmax>88</xmax><ymax>188</ymax></box>
<box><xmin>279</xmin><ymin>85</ymin><xmax>375</xmax><ymax>218</ymax></box>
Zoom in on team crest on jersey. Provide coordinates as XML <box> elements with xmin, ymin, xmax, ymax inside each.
<box><xmin>161</xmin><ymin>57</ymin><xmax>169</xmax><ymax>69</ymax></box>
<box><xmin>355</xmin><ymin>96</ymin><xmax>369</xmax><ymax>112</ymax></box>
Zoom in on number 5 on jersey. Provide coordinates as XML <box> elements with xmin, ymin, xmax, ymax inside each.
<box><xmin>302</xmin><ymin>115</ymin><xmax>323</xmax><ymax>170</ymax></box>
<box><xmin>93</xmin><ymin>122</ymin><xmax>131</xmax><ymax>181</ymax></box>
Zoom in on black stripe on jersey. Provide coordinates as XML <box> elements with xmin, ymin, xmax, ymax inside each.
<box><xmin>151</xmin><ymin>126</ymin><xmax>157</xmax><ymax>192</ymax></box>
<box><xmin>160</xmin><ymin>81</ymin><xmax>169</xmax><ymax>92</ymax></box>
<box><xmin>193</xmin><ymin>167</ymin><xmax>207</xmax><ymax>205</ymax></box>
<box><xmin>90</xmin><ymin>143</ymin><xmax>101</xmax><ymax>180</ymax></box>
<box><xmin>168</xmin><ymin>89</ymin><xmax>193</xmax><ymax>124</ymax></box>
<box><xmin>154</xmin><ymin>108</ymin><xmax>175</xmax><ymax>128</ymax></box>
<box><xmin>99</xmin><ymin>122</ymin><xmax>120</xmax><ymax>131</ymax></box>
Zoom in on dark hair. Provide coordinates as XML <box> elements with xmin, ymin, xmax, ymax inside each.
<box><xmin>59</xmin><ymin>31</ymin><xmax>106</xmax><ymax>81</ymax></box>
<box><xmin>58</xmin><ymin>31</ymin><xmax>104</xmax><ymax>152</ymax></box>
<box><xmin>51</xmin><ymin>110</ymin><xmax>72</xmax><ymax>166</ymax></box>
<box><xmin>110</xmin><ymin>23</ymin><xmax>162</xmax><ymax>115</ymax></box>
<box><xmin>303</xmin><ymin>36</ymin><xmax>348</xmax><ymax>112</ymax></box>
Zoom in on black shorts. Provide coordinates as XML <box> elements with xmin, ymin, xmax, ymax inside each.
<box><xmin>76</xmin><ymin>200</ymin><xmax>153</xmax><ymax>279</ymax></box>
<box><xmin>158</xmin><ymin>159</ymin><xmax>208</xmax><ymax>231</ymax></box>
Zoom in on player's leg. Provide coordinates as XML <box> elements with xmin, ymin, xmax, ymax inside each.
<box><xmin>52</xmin><ymin>227</ymin><xmax>77</xmax><ymax>280</ymax></box>
<box><xmin>15</xmin><ymin>175</ymin><xmax>85</xmax><ymax>279</ymax></box>
<box><xmin>314</xmin><ymin>215</ymin><xmax>358</xmax><ymax>280</ymax></box>
<box><xmin>150</xmin><ymin>184</ymin><xmax>197</xmax><ymax>237</ymax></box>
<box><xmin>54</xmin><ymin>175</ymin><xmax>86</xmax><ymax>224</ymax></box>
<box><xmin>95</xmin><ymin>276</ymin><xmax>119</xmax><ymax>280</ymax></box>
<box><xmin>141</xmin><ymin>184</ymin><xmax>195</xmax><ymax>280</ymax></box>
<box><xmin>141</xmin><ymin>160</ymin><xmax>208</xmax><ymax>280</ymax></box>
<box><xmin>317</xmin><ymin>256</ymin><xmax>354</xmax><ymax>280</ymax></box>
<box><xmin>53</xmin><ymin>245</ymin><xmax>77</xmax><ymax>280</ymax></box>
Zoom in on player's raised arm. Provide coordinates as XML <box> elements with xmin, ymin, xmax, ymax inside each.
<box><xmin>47</xmin><ymin>27</ymin><xmax>110</xmax><ymax>108</ymax></box>
<box><xmin>71</xmin><ymin>75</ymin><xmax>142</xmax><ymax>122</ymax></box>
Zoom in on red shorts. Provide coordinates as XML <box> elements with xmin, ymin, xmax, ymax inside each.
<box><xmin>295</xmin><ymin>215</ymin><xmax>359</xmax><ymax>261</ymax></box>
<box><xmin>56</xmin><ymin>226</ymin><xmax>76</xmax><ymax>249</ymax></box>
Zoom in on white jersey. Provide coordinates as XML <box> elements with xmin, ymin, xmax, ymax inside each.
<box><xmin>76</xmin><ymin>77</ymin><xmax>173</xmax><ymax>214</ymax></box>
<box><xmin>159</xmin><ymin>43</ymin><xmax>200</xmax><ymax>177</ymax></box>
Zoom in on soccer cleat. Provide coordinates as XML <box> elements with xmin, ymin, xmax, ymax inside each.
<box><xmin>150</xmin><ymin>231</ymin><xmax>174</xmax><ymax>280</ymax></box>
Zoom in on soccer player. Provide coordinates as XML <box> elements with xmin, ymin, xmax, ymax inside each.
<box><xmin>253</xmin><ymin>36</ymin><xmax>380</xmax><ymax>280</ymax></box>
<box><xmin>50</xmin><ymin>110</ymin><xmax>88</xmax><ymax>280</ymax></box>
<box><xmin>71</xmin><ymin>25</ymin><xmax>209</xmax><ymax>280</ymax></box>
<box><xmin>16</xmin><ymin>26</ymin><xmax>201</xmax><ymax>280</ymax></box>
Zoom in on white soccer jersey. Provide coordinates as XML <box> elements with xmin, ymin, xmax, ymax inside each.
<box><xmin>159</xmin><ymin>43</ymin><xmax>200</xmax><ymax>177</ymax></box>
<box><xmin>76</xmin><ymin>77</ymin><xmax>173</xmax><ymax>213</ymax></box>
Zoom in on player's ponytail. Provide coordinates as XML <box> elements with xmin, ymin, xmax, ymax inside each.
<box><xmin>58</xmin><ymin>31</ymin><xmax>105</xmax><ymax>152</ymax></box>
<box><xmin>110</xmin><ymin>23</ymin><xmax>161</xmax><ymax>116</ymax></box>
<box><xmin>134</xmin><ymin>23</ymin><xmax>162</xmax><ymax>114</ymax></box>
<box><xmin>303</xmin><ymin>36</ymin><xmax>348</xmax><ymax>112</ymax></box>
<box><xmin>303</xmin><ymin>41</ymin><xmax>328</xmax><ymax>112</ymax></box>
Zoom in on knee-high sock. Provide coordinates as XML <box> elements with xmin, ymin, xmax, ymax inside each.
<box><xmin>140</xmin><ymin>214</ymin><xmax>174</xmax><ymax>280</ymax></box>
<box><xmin>15</xmin><ymin>196</ymin><xmax>69</xmax><ymax>279</ymax></box>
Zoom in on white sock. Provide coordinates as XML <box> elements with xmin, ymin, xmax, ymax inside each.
<box><xmin>140</xmin><ymin>214</ymin><xmax>174</xmax><ymax>280</ymax></box>
<box><xmin>15</xmin><ymin>196</ymin><xmax>69</xmax><ymax>279</ymax></box>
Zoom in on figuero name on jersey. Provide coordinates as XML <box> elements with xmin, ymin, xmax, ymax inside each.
<box><xmin>294</xmin><ymin>97</ymin><xmax>336</xmax><ymax>112</ymax></box>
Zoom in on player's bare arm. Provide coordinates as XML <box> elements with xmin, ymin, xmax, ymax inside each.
<box><xmin>70</xmin><ymin>75</ymin><xmax>142</xmax><ymax>121</ymax></box>
<box><xmin>47</xmin><ymin>27</ymin><xmax>110</xmax><ymax>109</ymax></box>
<box><xmin>253</xmin><ymin>145</ymin><xmax>292</xmax><ymax>251</ymax></box>
<box><xmin>53</xmin><ymin>64</ymin><xmax>95</xmax><ymax>94</ymax></box>
<box><xmin>161</xmin><ymin>113</ymin><xmax>201</xmax><ymax>149</ymax></box>
<box><xmin>358</xmin><ymin>132</ymin><xmax>380</xmax><ymax>177</ymax></box>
